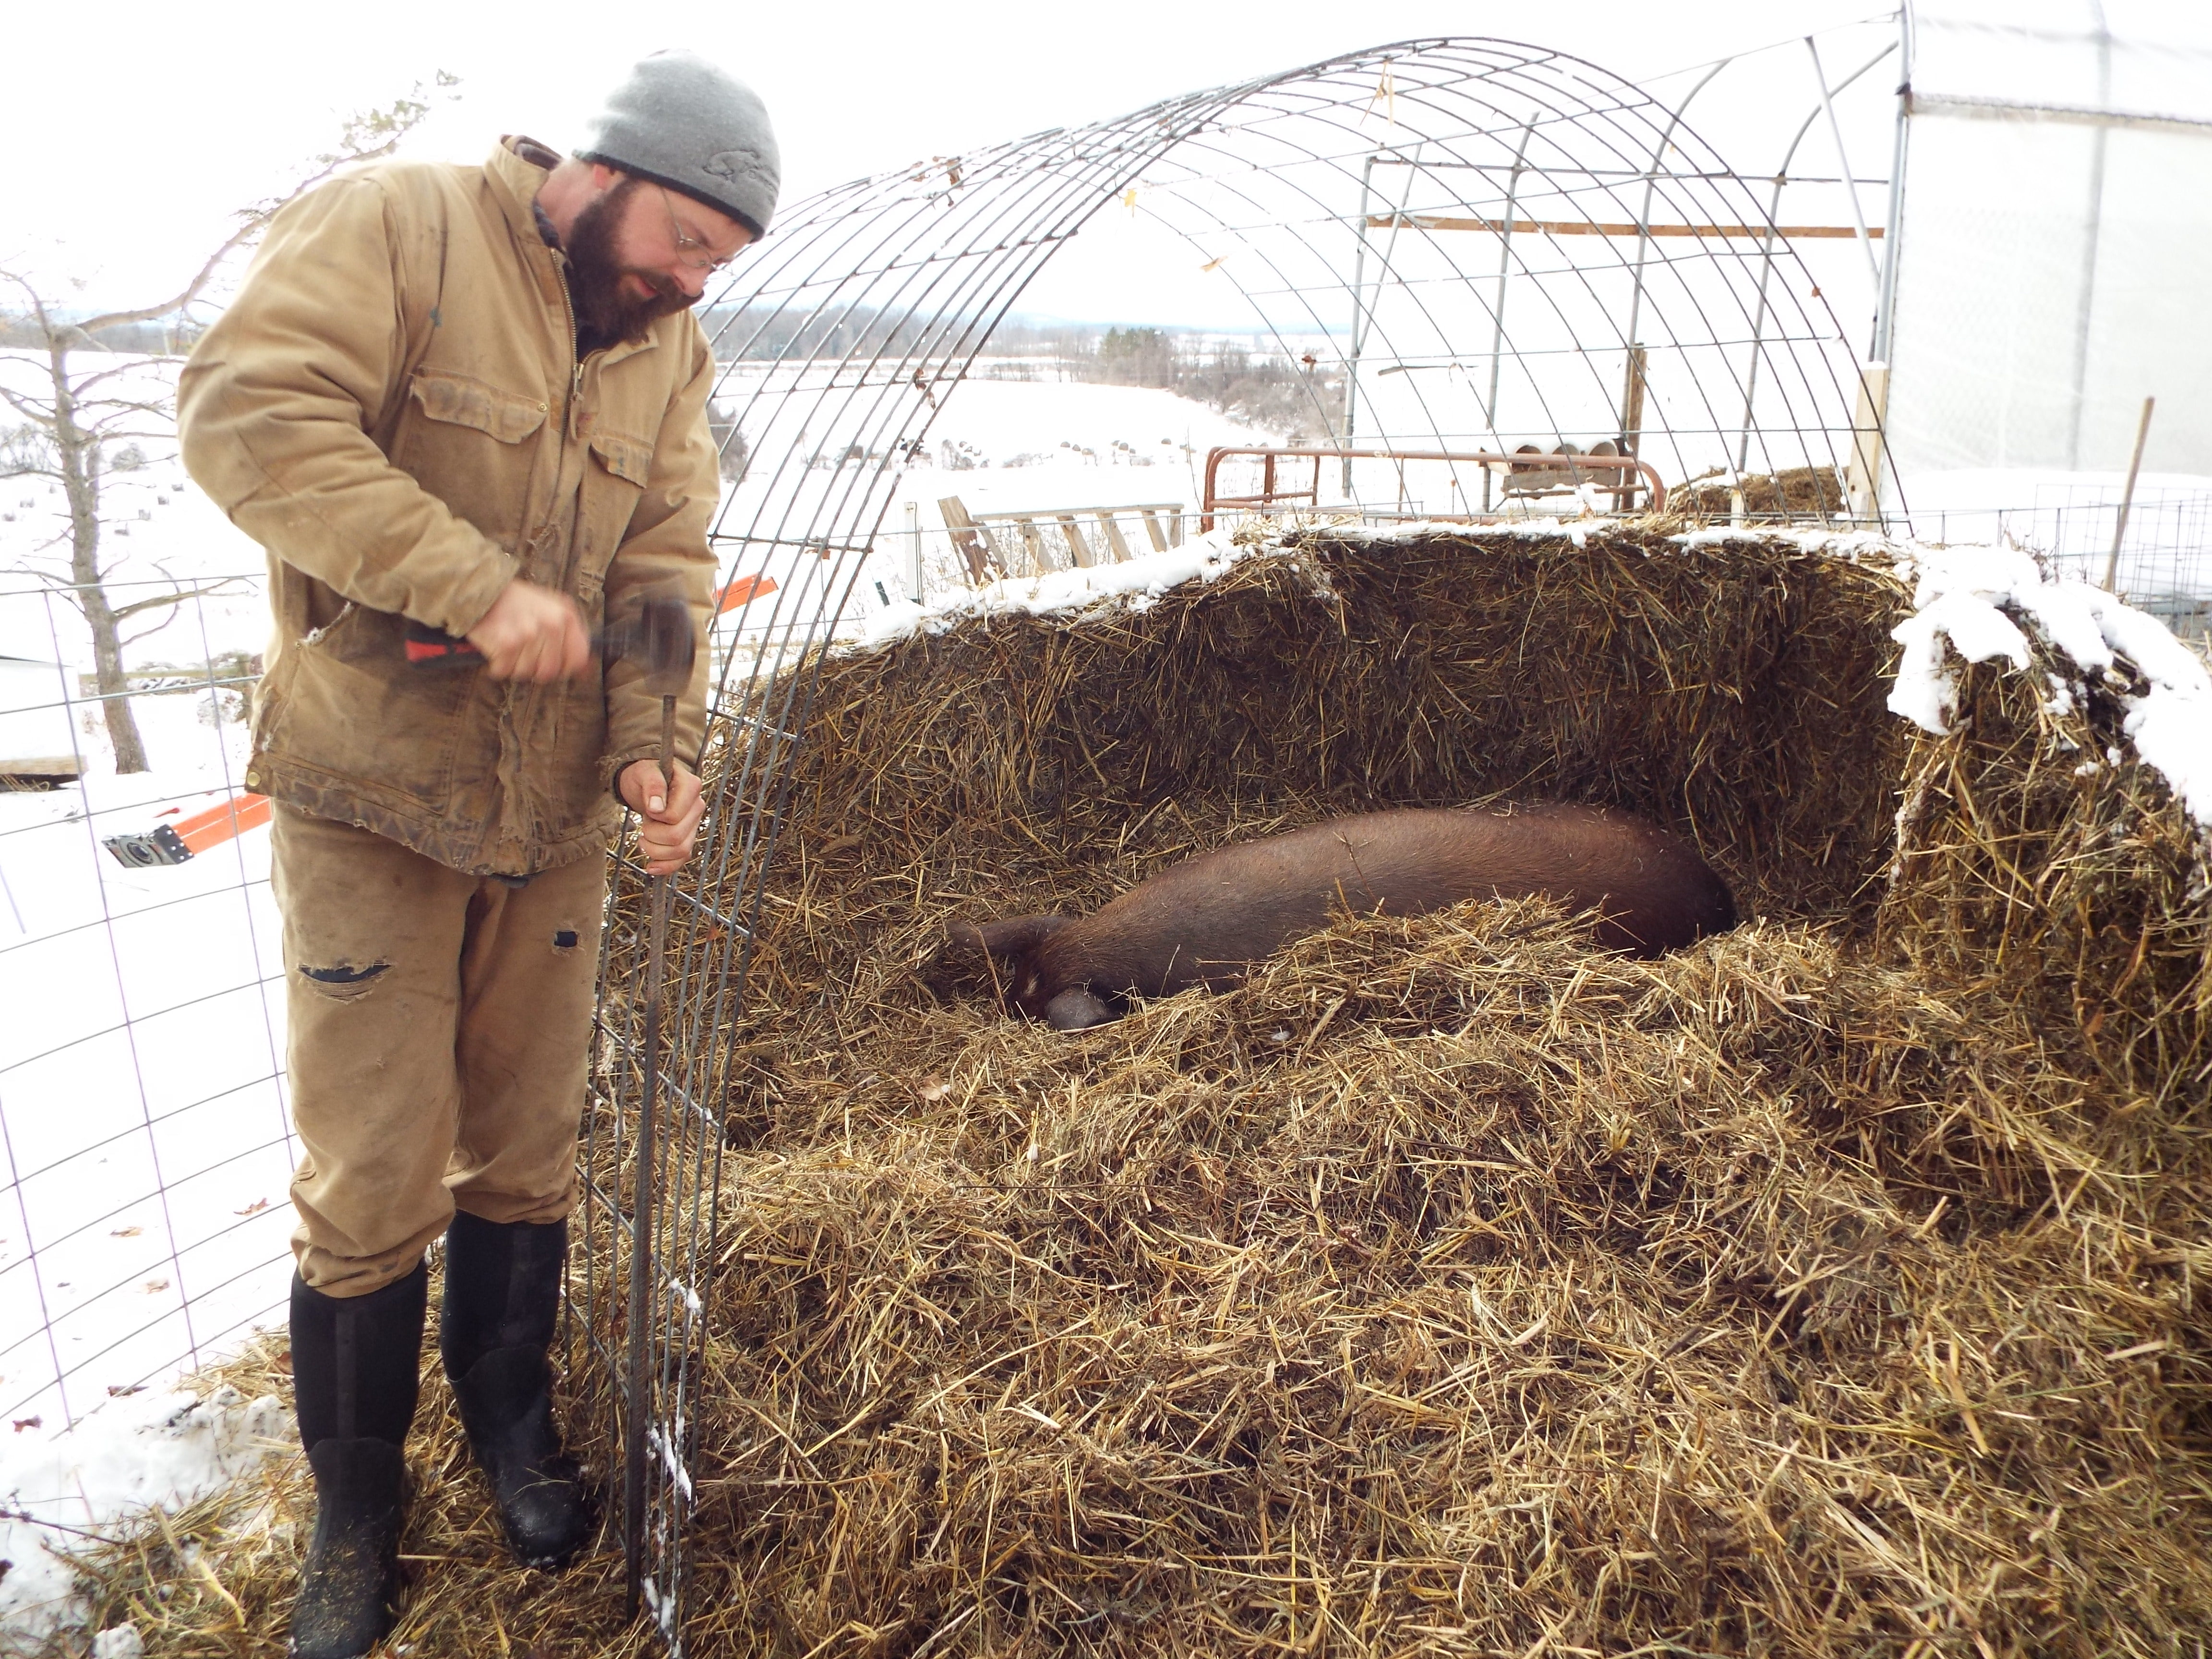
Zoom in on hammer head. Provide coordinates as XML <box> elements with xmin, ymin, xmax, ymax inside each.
<box><xmin>604</xmin><ymin>581</ymin><xmax>698</xmax><ymax>697</ymax></box>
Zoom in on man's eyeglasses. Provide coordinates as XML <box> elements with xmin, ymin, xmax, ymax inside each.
<box><xmin>660</xmin><ymin>186</ymin><xmax>739</xmax><ymax>274</ymax></box>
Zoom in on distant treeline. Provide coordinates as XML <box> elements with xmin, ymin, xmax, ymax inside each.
<box><xmin>3</xmin><ymin>303</ymin><xmax>1337</xmax><ymax>441</ymax></box>
<box><xmin>1090</xmin><ymin>326</ymin><xmax>1341</xmax><ymax>444</ymax></box>
<box><xmin>699</xmin><ymin>308</ymin><xmax>1342</xmax><ymax>442</ymax></box>
<box><xmin>0</xmin><ymin>316</ymin><xmax>205</xmax><ymax>353</ymax></box>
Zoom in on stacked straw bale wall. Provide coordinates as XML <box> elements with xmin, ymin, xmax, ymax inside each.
<box><xmin>749</xmin><ymin>526</ymin><xmax>1910</xmax><ymax>935</ymax></box>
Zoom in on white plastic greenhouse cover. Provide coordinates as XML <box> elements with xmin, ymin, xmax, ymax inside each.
<box><xmin>1883</xmin><ymin>0</ymin><xmax>2212</xmax><ymax>489</ymax></box>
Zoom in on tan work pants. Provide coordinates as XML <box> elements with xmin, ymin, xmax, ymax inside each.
<box><xmin>271</xmin><ymin>805</ymin><xmax>607</xmax><ymax>1298</ymax></box>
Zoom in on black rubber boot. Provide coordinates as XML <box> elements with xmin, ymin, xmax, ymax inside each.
<box><xmin>288</xmin><ymin>1262</ymin><xmax>427</xmax><ymax>1659</ymax></box>
<box><xmin>440</xmin><ymin>1211</ymin><xmax>594</xmax><ymax>1569</ymax></box>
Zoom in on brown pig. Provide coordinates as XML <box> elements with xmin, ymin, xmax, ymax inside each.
<box><xmin>949</xmin><ymin>803</ymin><xmax>1735</xmax><ymax>1030</ymax></box>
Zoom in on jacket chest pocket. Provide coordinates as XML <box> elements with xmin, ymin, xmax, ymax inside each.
<box><xmin>579</xmin><ymin>427</ymin><xmax>654</xmax><ymax>577</ymax></box>
<box><xmin>393</xmin><ymin>369</ymin><xmax>550</xmax><ymax>550</ymax></box>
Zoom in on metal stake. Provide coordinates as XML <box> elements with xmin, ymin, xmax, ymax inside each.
<box><xmin>624</xmin><ymin>690</ymin><xmax>678</xmax><ymax>1621</ymax></box>
<box><xmin>2102</xmin><ymin>396</ymin><xmax>2155</xmax><ymax>593</ymax></box>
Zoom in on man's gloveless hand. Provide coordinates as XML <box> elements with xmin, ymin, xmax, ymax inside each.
<box><xmin>468</xmin><ymin>580</ymin><xmax>593</xmax><ymax>681</ymax></box>
<box><xmin>619</xmin><ymin>759</ymin><xmax>706</xmax><ymax>875</ymax></box>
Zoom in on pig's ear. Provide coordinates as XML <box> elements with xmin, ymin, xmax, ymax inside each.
<box><xmin>951</xmin><ymin>914</ymin><xmax>1069</xmax><ymax>962</ymax></box>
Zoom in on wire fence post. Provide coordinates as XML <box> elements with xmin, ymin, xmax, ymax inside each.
<box><xmin>2103</xmin><ymin>396</ymin><xmax>2156</xmax><ymax>593</ymax></box>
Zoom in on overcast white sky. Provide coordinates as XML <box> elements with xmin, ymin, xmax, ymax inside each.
<box><xmin>1</xmin><ymin>0</ymin><xmax>1916</xmax><ymax>313</ymax></box>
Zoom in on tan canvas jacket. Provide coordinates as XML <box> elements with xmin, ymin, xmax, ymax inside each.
<box><xmin>178</xmin><ymin>138</ymin><xmax>718</xmax><ymax>874</ymax></box>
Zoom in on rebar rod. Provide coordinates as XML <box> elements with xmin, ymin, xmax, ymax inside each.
<box><xmin>623</xmin><ymin>692</ymin><xmax>677</xmax><ymax>1620</ymax></box>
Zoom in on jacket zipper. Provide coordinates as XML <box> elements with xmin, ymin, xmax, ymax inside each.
<box><xmin>554</xmin><ymin>260</ymin><xmax>582</xmax><ymax>431</ymax></box>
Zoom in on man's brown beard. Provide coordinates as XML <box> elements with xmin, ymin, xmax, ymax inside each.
<box><xmin>565</xmin><ymin>176</ymin><xmax>693</xmax><ymax>350</ymax></box>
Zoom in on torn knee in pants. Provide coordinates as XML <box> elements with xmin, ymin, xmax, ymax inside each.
<box><xmin>300</xmin><ymin>959</ymin><xmax>391</xmax><ymax>997</ymax></box>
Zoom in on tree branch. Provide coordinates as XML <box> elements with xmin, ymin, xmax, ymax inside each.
<box><xmin>71</xmin><ymin>73</ymin><xmax>458</xmax><ymax>337</ymax></box>
<box><xmin>68</xmin><ymin>361</ymin><xmax>163</xmax><ymax>396</ymax></box>
<box><xmin>110</xmin><ymin>579</ymin><xmax>245</xmax><ymax>623</ymax></box>
<box><xmin>0</xmin><ymin>384</ymin><xmax>56</xmax><ymax>422</ymax></box>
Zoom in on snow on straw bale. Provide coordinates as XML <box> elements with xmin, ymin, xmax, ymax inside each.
<box><xmin>1886</xmin><ymin>541</ymin><xmax>2212</xmax><ymax>825</ymax></box>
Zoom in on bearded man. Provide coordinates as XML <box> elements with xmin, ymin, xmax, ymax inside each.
<box><xmin>177</xmin><ymin>51</ymin><xmax>776</xmax><ymax>1659</ymax></box>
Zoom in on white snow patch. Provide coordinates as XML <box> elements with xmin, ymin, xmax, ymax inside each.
<box><xmin>0</xmin><ymin>1385</ymin><xmax>289</xmax><ymax>1648</ymax></box>
<box><xmin>1887</xmin><ymin>542</ymin><xmax>2212</xmax><ymax>824</ymax></box>
<box><xmin>845</xmin><ymin>528</ymin><xmax>1255</xmax><ymax>651</ymax></box>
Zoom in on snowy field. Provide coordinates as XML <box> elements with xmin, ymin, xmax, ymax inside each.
<box><xmin>709</xmin><ymin>369</ymin><xmax>1289</xmax><ymax>634</ymax></box>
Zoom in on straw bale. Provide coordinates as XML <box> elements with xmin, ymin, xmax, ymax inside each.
<box><xmin>738</xmin><ymin>526</ymin><xmax>1909</xmax><ymax>932</ymax></box>
<box><xmin>1880</xmin><ymin>634</ymin><xmax>2212</xmax><ymax>1098</ymax></box>
<box><xmin>89</xmin><ymin>527</ymin><xmax>2212</xmax><ymax>1656</ymax></box>
<box><xmin>1674</xmin><ymin>468</ymin><xmax>1848</xmax><ymax>523</ymax></box>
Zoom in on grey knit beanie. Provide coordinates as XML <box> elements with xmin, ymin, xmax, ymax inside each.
<box><xmin>577</xmin><ymin>50</ymin><xmax>781</xmax><ymax>239</ymax></box>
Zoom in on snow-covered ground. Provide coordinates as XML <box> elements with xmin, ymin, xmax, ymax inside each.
<box><xmin>0</xmin><ymin>698</ymin><xmax>296</xmax><ymax>1412</ymax></box>
<box><xmin>0</xmin><ymin>1384</ymin><xmax>289</xmax><ymax>1652</ymax></box>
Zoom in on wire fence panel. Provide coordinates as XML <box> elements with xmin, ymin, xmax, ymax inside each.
<box><xmin>1900</xmin><ymin>484</ymin><xmax>2212</xmax><ymax>635</ymax></box>
<box><xmin>0</xmin><ymin>577</ymin><xmax>293</xmax><ymax>1434</ymax></box>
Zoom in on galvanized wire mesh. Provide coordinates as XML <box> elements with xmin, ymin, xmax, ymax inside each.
<box><xmin>0</xmin><ymin>576</ymin><xmax>292</xmax><ymax>1435</ymax></box>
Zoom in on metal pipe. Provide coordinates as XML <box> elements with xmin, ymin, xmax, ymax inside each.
<box><xmin>1342</xmin><ymin>151</ymin><xmax>1420</xmax><ymax>494</ymax></box>
<box><xmin>1370</xmin><ymin>212</ymin><xmax>1882</xmax><ymax>239</ymax></box>
<box><xmin>2067</xmin><ymin>0</ymin><xmax>2114</xmax><ymax>470</ymax></box>
<box><xmin>1871</xmin><ymin>6</ymin><xmax>1912</xmax><ymax>365</ymax></box>
<box><xmin>1739</xmin><ymin>40</ymin><xmax>1896</xmax><ymax>476</ymax></box>
<box><xmin>1202</xmin><ymin>445</ymin><xmax>1666</xmax><ymax>529</ymax></box>
<box><xmin>1804</xmin><ymin>36</ymin><xmax>1883</xmax><ymax>294</ymax></box>
<box><xmin>1484</xmin><ymin>118</ymin><xmax>1539</xmax><ymax>513</ymax></box>
<box><xmin>904</xmin><ymin>500</ymin><xmax>922</xmax><ymax>601</ymax></box>
<box><xmin>1620</xmin><ymin>58</ymin><xmax>1731</xmax><ymax>387</ymax></box>
<box><xmin>623</xmin><ymin>693</ymin><xmax>676</xmax><ymax>1619</ymax></box>
<box><xmin>1341</xmin><ymin>153</ymin><xmax>1379</xmax><ymax>494</ymax></box>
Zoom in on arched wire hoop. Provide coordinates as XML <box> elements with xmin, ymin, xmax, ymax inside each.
<box><xmin>577</xmin><ymin>36</ymin><xmax>1879</xmax><ymax>1647</ymax></box>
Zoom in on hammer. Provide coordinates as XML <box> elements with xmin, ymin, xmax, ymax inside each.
<box><xmin>403</xmin><ymin>590</ymin><xmax>697</xmax><ymax>680</ymax></box>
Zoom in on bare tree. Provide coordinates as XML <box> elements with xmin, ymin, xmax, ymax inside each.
<box><xmin>0</xmin><ymin>75</ymin><xmax>457</xmax><ymax>772</ymax></box>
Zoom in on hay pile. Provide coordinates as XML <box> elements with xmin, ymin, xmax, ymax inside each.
<box><xmin>1884</xmin><ymin>647</ymin><xmax>2212</xmax><ymax>1101</ymax></box>
<box><xmin>661</xmin><ymin>526</ymin><xmax>2212</xmax><ymax>1654</ymax></box>
<box><xmin>88</xmin><ymin>526</ymin><xmax>2212</xmax><ymax>1657</ymax></box>
<box><xmin>1675</xmin><ymin>468</ymin><xmax>1849</xmax><ymax>523</ymax></box>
